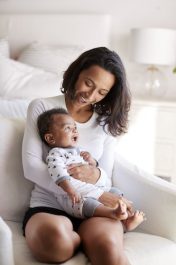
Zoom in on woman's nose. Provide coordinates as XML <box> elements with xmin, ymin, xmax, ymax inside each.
<box><xmin>86</xmin><ymin>90</ymin><xmax>96</xmax><ymax>103</ymax></box>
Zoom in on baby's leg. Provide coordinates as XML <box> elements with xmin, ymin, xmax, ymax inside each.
<box><xmin>122</xmin><ymin>210</ymin><xmax>146</xmax><ymax>231</ymax></box>
<box><xmin>61</xmin><ymin>196</ymin><xmax>85</xmax><ymax>219</ymax></box>
<box><xmin>93</xmin><ymin>199</ymin><xmax>128</xmax><ymax>220</ymax></box>
<box><xmin>109</xmin><ymin>187</ymin><xmax>124</xmax><ymax>197</ymax></box>
<box><xmin>83</xmin><ymin>198</ymin><xmax>128</xmax><ymax>220</ymax></box>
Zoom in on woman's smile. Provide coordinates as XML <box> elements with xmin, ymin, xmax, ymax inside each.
<box><xmin>74</xmin><ymin>65</ymin><xmax>115</xmax><ymax>108</ymax></box>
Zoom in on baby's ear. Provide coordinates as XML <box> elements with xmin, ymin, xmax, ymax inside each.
<box><xmin>44</xmin><ymin>133</ymin><xmax>55</xmax><ymax>145</ymax></box>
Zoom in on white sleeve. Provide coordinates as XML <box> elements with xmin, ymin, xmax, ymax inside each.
<box><xmin>96</xmin><ymin>135</ymin><xmax>116</xmax><ymax>188</ymax></box>
<box><xmin>22</xmin><ymin>99</ymin><xmax>60</xmax><ymax>193</ymax></box>
<box><xmin>47</xmin><ymin>149</ymin><xmax>71</xmax><ymax>184</ymax></box>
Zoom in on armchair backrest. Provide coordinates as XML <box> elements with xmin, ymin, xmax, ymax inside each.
<box><xmin>0</xmin><ymin>117</ymin><xmax>33</xmax><ymax>222</ymax></box>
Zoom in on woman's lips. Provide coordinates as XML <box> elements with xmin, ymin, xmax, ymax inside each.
<box><xmin>80</xmin><ymin>96</ymin><xmax>87</xmax><ymax>103</ymax></box>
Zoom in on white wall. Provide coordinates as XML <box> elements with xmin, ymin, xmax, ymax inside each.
<box><xmin>0</xmin><ymin>0</ymin><xmax>176</xmax><ymax>99</ymax></box>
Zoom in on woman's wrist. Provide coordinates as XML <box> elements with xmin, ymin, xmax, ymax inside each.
<box><xmin>98</xmin><ymin>192</ymin><xmax>121</xmax><ymax>208</ymax></box>
<box><xmin>93</xmin><ymin>167</ymin><xmax>101</xmax><ymax>183</ymax></box>
<box><xmin>86</xmin><ymin>166</ymin><xmax>100</xmax><ymax>184</ymax></box>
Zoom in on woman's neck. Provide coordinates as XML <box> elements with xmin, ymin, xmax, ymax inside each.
<box><xmin>65</xmin><ymin>97</ymin><xmax>93</xmax><ymax>123</ymax></box>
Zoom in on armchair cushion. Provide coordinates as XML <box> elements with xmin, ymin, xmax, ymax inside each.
<box><xmin>5</xmin><ymin>220</ymin><xmax>176</xmax><ymax>265</ymax></box>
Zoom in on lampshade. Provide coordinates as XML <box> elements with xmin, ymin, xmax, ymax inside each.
<box><xmin>130</xmin><ymin>28</ymin><xmax>176</xmax><ymax>66</ymax></box>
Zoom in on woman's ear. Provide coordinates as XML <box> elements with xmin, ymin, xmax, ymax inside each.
<box><xmin>44</xmin><ymin>133</ymin><xmax>55</xmax><ymax>145</ymax></box>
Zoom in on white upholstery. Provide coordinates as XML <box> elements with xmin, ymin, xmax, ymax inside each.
<box><xmin>0</xmin><ymin>116</ymin><xmax>176</xmax><ymax>265</ymax></box>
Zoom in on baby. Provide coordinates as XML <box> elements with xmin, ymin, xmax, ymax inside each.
<box><xmin>37</xmin><ymin>107</ymin><xmax>146</xmax><ymax>231</ymax></box>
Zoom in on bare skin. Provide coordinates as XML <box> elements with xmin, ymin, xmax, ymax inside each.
<box><xmin>94</xmin><ymin>199</ymin><xmax>128</xmax><ymax>220</ymax></box>
<box><xmin>25</xmin><ymin>213</ymin><xmax>81</xmax><ymax>263</ymax></box>
<box><xmin>25</xmin><ymin>214</ymin><xmax>131</xmax><ymax>265</ymax></box>
<box><xmin>78</xmin><ymin>217</ymin><xmax>131</xmax><ymax>265</ymax></box>
<box><xmin>123</xmin><ymin>210</ymin><xmax>146</xmax><ymax>231</ymax></box>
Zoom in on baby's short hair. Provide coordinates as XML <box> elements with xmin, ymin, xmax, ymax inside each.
<box><xmin>37</xmin><ymin>107</ymin><xmax>68</xmax><ymax>144</ymax></box>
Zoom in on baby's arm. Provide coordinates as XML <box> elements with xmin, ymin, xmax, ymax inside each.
<box><xmin>59</xmin><ymin>180</ymin><xmax>81</xmax><ymax>204</ymax></box>
<box><xmin>80</xmin><ymin>151</ymin><xmax>97</xmax><ymax>166</ymax></box>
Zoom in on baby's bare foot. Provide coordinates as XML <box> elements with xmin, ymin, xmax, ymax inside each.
<box><xmin>124</xmin><ymin>210</ymin><xmax>146</xmax><ymax>231</ymax></box>
<box><xmin>112</xmin><ymin>199</ymin><xmax>128</xmax><ymax>220</ymax></box>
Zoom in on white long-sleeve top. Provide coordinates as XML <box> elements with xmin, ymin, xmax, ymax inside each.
<box><xmin>22</xmin><ymin>95</ymin><xmax>116</xmax><ymax>209</ymax></box>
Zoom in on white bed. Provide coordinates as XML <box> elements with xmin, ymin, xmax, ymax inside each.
<box><xmin>0</xmin><ymin>14</ymin><xmax>111</xmax><ymax>118</ymax></box>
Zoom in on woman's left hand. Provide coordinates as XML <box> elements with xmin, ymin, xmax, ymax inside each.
<box><xmin>67</xmin><ymin>164</ymin><xmax>100</xmax><ymax>184</ymax></box>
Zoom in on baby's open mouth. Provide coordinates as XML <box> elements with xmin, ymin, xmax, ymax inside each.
<box><xmin>72</xmin><ymin>136</ymin><xmax>78</xmax><ymax>142</ymax></box>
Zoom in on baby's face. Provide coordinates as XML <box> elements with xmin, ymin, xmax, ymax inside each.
<box><xmin>49</xmin><ymin>114</ymin><xmax>79</xmax><ymax>148</ymax></box>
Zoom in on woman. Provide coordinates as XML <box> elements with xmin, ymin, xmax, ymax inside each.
<box><xmin>22</xmin><ymin>47</ymin><xmax>132</xmax><ymax>265</ymax></box>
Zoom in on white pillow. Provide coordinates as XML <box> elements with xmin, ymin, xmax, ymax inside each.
<box><xmin>0</xmin><ymin>97</ymin><xmax>30</xmax><ymax>119</ymax></box>
<box><xmin>0</xmin><ymin>55</ymin><xmax>62</xmax><ymax>100</ymax></box>
<box><xmin>0</xmin><ymin>38</ymin><xmax>9</xmax><ymax>57</ymax></box>
<box><xmin>18</xmin><ymin>42</ymin><xmax>84</xmax><ymax>74</ymax></box>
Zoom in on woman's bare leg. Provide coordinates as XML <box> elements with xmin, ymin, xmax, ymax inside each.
<box><xmin>25</xmin><ymin>213</ymin><xmax>80</xmax><ymax>263</ymax></box>
<box><xmin>78</xmin><ymin>217</ymin><xmax>131</xmax><ymax>265</ymax></box>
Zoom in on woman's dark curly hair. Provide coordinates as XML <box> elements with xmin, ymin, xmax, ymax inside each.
<box><xmin>61</xmin><ymin>47</ymin><xmax>131</xmax><ymax>137</ymax></box>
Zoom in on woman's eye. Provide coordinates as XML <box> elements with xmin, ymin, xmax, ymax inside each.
<box><xmin>99</xmin><ymin>91</ymin><xmax>107</xmax><ymax>96</ymax></box>
<box><xmin>85</xmin><ymin>80</ymin><xmax>93</xmax><ymax>87</ymax></box>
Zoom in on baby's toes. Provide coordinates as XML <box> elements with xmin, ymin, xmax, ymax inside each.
<box><xmin>141</xmin><ymin>211</ymin><xmax>147</xmax><ymax>221</ymax></box>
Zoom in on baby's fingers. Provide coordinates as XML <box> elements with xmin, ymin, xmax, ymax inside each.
<box><xmin>71</xmin><ymin>193</ymin><xmax>81</xmax><ymax>206</ymax></box>
<box><xmin>75</xmin><ymin>193</ymin><xmax>81</xmax><ymax>203</ymax></box>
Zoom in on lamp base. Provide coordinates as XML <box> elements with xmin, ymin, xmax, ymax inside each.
<box><xmin>137</xmin><ymin>65</ymin><xmax>167</xmax><ymax>99</ymax></box>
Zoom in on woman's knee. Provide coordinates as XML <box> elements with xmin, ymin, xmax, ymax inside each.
<box><xmin>84</xmin><ymin>234</ymin><xmax>127</xmax><ymax>265</ymax></box>
<box><xmin>90</xmin><ymin>233</ymin><xmax>123</xmax><ymax>255</ymax></box>
<box><xmin>79</xmin><ymin>218</ymin><xmax>128</xmax><ymax>265</ymax></box>
<box><xmin>25</xmin><ymin>215</ymin><xmax>80</xmax><ymax>263</ymax></box>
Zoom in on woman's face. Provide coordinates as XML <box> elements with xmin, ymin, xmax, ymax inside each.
<box><xmin>73</xmin><ymin>65</ymin><xmax>115</xmax><ymax>107</ymax></box>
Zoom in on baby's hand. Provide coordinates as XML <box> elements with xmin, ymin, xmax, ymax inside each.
<box><xmin>80</xmin><ymin>151</ymin><xmax>97</xmax><ymax>166</ymax></box>
<box><xmin>68</xmin><ymin>190</ymin><xmax>81</xmax><ymax>205</ymax></box>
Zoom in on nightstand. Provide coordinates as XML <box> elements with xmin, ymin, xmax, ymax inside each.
<box><xmin>117</xmin><ymin>98</ymin><xmax>176</xmax><ymax>184</ymax></box>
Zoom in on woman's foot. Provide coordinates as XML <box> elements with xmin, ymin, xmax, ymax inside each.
<box><xmin>112</xmin><ymin>199</ymin><xmax>128</xmax><ymax>220</ymax></box>
<box><xmin>123</xmin><ymin>210</ymin><xmax>146</xmax><ymax>231</ymax></box>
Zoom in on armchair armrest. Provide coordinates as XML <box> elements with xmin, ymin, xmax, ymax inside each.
<box><xmin>0</xmin><ymin>217</ymin><xmax>14</xmax><ymax>265</ymax></box>
<box><xmin>112</xmin><ymin>154</ymin><xmax>176</xmax><ymax>242</ymax></box>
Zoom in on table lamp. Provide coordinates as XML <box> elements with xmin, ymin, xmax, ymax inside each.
<box><xmin>129</xmin><ymin>28</ymin><xmax>176</xmax><ymax>98</ymax></box>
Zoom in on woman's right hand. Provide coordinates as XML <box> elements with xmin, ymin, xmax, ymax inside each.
<box><xmin>98</xmin><ymin>192</ymin><xmax>133</xmax><ymax>213</ymax></box>
<box><xmin>67</xmin><ymin>163</ymin><xmax>100</xmax><ymax>184</ymax></box>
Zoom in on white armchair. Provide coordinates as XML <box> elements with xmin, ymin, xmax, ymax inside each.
<box><xmin>0</xmin><ymin>116</ymin><xmax>176</xmax><ymax>265</ymax></box>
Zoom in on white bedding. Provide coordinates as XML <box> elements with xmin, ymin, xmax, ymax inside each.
<box><xmin>0</xmin><ymin>98</ymin><xmax>30</xmax><ymax>119</ymax></box>
<box><xmin>0</xmin><ymin>55</ymin><xmax>62</xmax><ymax>100</ymax></box>
<box><xmin>18</xmin><ymin>42</ymin><xmax>84</xmax><ymax>74</ymax></box>
<box><xmin>0</xmin><ymin>14</ymin><xmax>111</xmax><ymax>119</ymax></box>
<box><xmin>0</xmin><ymin>42</ymin><xmax>84</xmax><ymax>119</ymax></box>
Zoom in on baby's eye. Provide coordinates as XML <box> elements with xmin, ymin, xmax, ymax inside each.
<box><xmin>64</xmin><ymin>126</ymin><xmax>71</xmax><ymax>132</ymax></box>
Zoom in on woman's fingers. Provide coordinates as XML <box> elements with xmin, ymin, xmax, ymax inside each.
<box><xmin>67</xmin><ymin>163</ymin><xmax>83</xmax><ymax>170</ymax></box>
